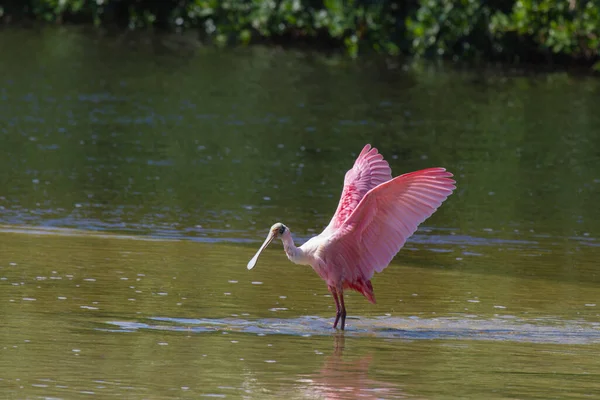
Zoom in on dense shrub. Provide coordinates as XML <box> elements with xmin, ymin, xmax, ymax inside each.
<box><xmin>1</xmin><ymin>0</ymin><xmax>598</xmax><ymax>69</ymax></box>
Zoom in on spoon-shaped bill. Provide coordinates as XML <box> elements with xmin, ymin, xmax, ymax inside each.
<box><xmin>247</xmin><ymin>231</ymin><xmax>276</xmax><ymax>270</ymax></box>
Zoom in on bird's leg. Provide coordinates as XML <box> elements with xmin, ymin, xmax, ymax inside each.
<box><xmin>339</xmin><ymin>289</ymin><xmax>347</xmax><ymax>331</ymax></box>
<box><xmin>329</xmin><ymin>286</ymin><xmax>342</xmax><ymax>329</ymax></box>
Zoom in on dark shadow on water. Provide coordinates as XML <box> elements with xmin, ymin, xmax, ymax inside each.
<box><xmin>102</xmin><ymin>315</ymin><xmax>600</xmax><ymax>345</ymax></box>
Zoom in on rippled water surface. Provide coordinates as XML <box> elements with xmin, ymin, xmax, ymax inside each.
<box><xmin>1</xmin><ymin>27</ymin><xmax>600</xmax><ymax>399</ymax></box>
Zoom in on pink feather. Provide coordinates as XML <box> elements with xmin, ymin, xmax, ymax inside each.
<box><xmin>323</xmin><ymin>144</ymin><xmax>392</xmax><ymax>234</ymax></box>
<box><xmin>325</xmin><ymin>167</ymin><xmax>455</xmax><ymax>302</ymax></box>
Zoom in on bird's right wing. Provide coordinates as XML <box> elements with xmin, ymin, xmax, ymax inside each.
<box><xmin>327</xmin><ymin>168</ymin><xmax>455</xmax><ymax>282</ymax></box>
<box><xmin>323</xmin><ymin>144</ymin><xmax>392</xmax><ymax>233</ymax></box>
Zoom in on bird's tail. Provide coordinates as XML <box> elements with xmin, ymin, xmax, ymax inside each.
<box><xmin>346</xmin><ymin>279</ymin><xmax>376</xmax><ymax>304</ymax></box>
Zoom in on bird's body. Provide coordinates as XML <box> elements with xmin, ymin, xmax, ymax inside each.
<box><xmin>248</xmin><ymin>144</ymin><xmax>456</xmax><ymax>330</ymax></box>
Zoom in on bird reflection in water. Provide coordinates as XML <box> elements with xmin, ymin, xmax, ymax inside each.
<box><xmin>296</xmin><ymin>333</ymin><xmax>407</xmax><ymax>399</ymax></box>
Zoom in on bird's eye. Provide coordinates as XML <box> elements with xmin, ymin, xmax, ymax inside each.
<box><xmin>278</xmin><ymin>225</ymin><xmax>286</xmax><ymax>235</ymax></box>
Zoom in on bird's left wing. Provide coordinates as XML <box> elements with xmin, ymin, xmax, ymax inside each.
<box><xmin>323</xmin><ymin>144</ymin><xmax>392</xmax><ymax>234</ymax></box>
<box><xmin>326</xmin><ymin>168</ymin><xmax>455</xmax><ymax>283</ymax></box>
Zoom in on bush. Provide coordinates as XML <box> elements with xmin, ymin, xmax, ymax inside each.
<box><xmin>1</xmin><ymin>0</ymin><xmax>599</xmax><ymax>69</ymax></box>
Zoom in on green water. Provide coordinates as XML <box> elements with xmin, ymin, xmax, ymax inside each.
<box><xmin>1</xmin><ymin>27</ymin><xmax>600</xmax><ymax>399</ymax></box>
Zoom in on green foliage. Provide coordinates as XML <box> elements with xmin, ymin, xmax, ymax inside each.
<box><xmin>405</xmin><ymin>0</ymin><xmax>489</xmax><ymax>58</ymax></box>
<box><xmin>1</xmin><ymin>0</ymin><xmax>599</xmax><ymax>68</ymax></box>
<box><xmin>490</xmin><ymin>0</ymin><xmax>600</xmax><ymax>59</ymax></box>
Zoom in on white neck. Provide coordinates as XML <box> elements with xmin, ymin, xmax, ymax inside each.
<box><xmin>281</xmin><ymin>233</ymin><xmax>306</xmax><ymax>265</ymax></box>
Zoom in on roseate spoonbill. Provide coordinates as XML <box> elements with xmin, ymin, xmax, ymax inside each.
<box><xmin>247</xmin><ymin>144</ymin><xmax>455</xmax><ymax>330</ymax></box>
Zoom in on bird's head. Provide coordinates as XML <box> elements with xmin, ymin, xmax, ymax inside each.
<box><xmin>247</xmin><ymin>222</ymin><xmax>288</xmax><ymax>270</ymax></box>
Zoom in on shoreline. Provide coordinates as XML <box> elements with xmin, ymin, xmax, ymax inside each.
<box><xmin>1</xmin><ymin>1</ymin><xmax>599</xmax><ymax>72</ymax></box>
<box><xmin>1</xmin><ymin>22</ymin><xmax>598</xmax><ymax>77</ymax></box>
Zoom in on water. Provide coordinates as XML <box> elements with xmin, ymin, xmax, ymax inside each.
<box><xmin>1</xmin><ymin>26</ymin><xmax>600</xmax><ymax>399</ymax></box>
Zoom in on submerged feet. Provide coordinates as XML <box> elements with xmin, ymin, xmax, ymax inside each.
<box><xmin>333</xmin><ymin>309</ymin><xmax>347</xmax><ymax>330</ymax></box>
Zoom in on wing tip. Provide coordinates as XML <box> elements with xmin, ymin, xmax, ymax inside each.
<box><xmin>359</xmin><ymin>143</ymin><xmax>379</xmax><ymax>158</ymax></box>
<box><xmin>355</xmin><ymin>143</ymin><xmax>388</xmax><ymax>166</ymax></box>
<box><xmin>401</xmin><ymin>167</ymin><xmax>456</xmax><ymax>181</ymax></box>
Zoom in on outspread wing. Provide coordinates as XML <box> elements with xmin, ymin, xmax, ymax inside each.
<box><xmin>326</xmin><ymin>168</ymin><xmax>455</xmax><ymax>286</ymax></box>
<box><xmin>324</xmin><ymin>144</ymin><xmax>392</xmax><ymax>233</ymax></box>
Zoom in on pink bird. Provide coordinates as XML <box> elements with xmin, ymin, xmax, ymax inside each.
<box><xmin>247</xmin><ymin>144</ymin><xmax>456</xmax><ymax>330</ymax></box>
